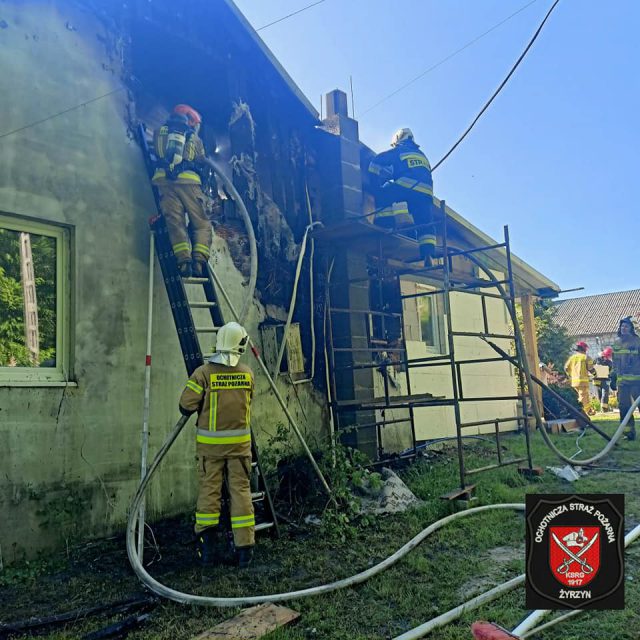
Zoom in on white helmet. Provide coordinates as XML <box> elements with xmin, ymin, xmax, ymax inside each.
<box><xmin>210</xmin><ymin>322</ymin><xmax>249</xmax><ymax>367</ymax></box>
<box><xmin>391</xmin><ymin>127</ymin><xmax>414</xmax><ymax>147</ymax></box>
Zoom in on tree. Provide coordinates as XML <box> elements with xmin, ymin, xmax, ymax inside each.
<box><xmin>534</xmin><ymin>299</ymin><xmax>573</xmax><ymax>371</ymax></box>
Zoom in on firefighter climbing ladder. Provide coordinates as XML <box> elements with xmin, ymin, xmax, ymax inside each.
<box><xmin>322</xmin><ymin>202</ymin><xmax>538</xmax><ymax>500</ymax></box>
<box><xmin>137</xmin><ymin>123</ymin><xmax>279</xmax><ymax>537</ymax></box>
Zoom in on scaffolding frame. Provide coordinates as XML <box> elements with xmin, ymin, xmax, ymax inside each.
<box><xmin>320</xmin><ymin>204</ymin><xmax>536</xmax><ymax>499</ymax></box>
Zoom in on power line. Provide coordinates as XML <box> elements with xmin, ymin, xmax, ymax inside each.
<box><xmin>359</xmin><ymin>0</ymin><xmax>539</xmax><ymax>118</ymax></box>
<box><xmin>0</xmin><ymin>88</ymin><xmax>124</xmax><ymax>140</ymax></box>
<box><xmin>432</xmin><ymin>0</ymin><xmax>561</xmax><ymax>171</ymax></box>
<box><xmin>256</xmin><ymin>0</ymin><xmax>326</xmax><ymax>32</ymax></box>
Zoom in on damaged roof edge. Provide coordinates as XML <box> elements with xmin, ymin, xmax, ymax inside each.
<box><xmin>440</xmin><ymin>200</ymin><xmax>561</xmax><ymax>297</ymax></box>
<box><xmin>223</xmin><ymin>2</ymin><xmax>558</xmax><ymax>297</ymax></box>
<box><xmin>224</xmin><ymin>0</ymin><xmax>320</xmax><ymax>120</ymax></box>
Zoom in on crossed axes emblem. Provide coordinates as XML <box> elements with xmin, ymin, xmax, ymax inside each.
<box><xmin>551</xmin><ymin>531</ymin><xmax>599</xmax><ymax>575</ymax></box>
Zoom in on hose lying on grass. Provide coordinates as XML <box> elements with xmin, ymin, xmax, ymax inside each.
<box><xmin>127</xmin><ymin>437</ymin><xmax>525</xmax><ymax>607</ymax></box>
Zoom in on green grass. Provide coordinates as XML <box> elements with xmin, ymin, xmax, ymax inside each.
<box><xmin>1</xmin><ymin>417</ymin><xmax>640</xmax><ymax>639</ymax></box>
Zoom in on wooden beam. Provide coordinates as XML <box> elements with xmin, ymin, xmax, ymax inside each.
<box><xmin>520</xmin><ymin>294</ymin><xmax>543</xmax><ymax>429</ymax></box>
<box><xmin>192</xmin><ymin>603</ymin><xmax>300</xmax><ymax>640</ymax></box>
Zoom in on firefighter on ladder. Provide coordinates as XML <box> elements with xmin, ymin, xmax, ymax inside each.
<box><xmin>179</xmin><ymin>322</ymin><xmax>256</xmax><ymax>568</ymax></box>
<box><xmin>152</xmin><ymin>104</ymin><xmax>212</xmax><ymax>278</ymax></box>
<box><xmin>368</xmin><ymin>128</ymin><xmax>437</xmax><ymax>266</ymax></box>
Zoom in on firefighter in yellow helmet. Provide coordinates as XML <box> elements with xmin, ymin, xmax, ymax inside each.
<box><xmin>152</xmin><ymin>104</ymin><xmax>211</xmax><ymax>278</ymax></box>
<box><xmin>564</xmin><ymin>341</ymin><xmax>595</xmax><ymax>414</ymax></box>
<box><xmin>179</xmin><ymin>322</ymin><xmax>256</xmax><ymax>568</ymax></box>
<box><xmin>368</xmin><ymin>128</ymin><xmax>437</xmax><ymax>266</ymax></box>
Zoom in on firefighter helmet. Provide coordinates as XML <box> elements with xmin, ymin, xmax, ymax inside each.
<box><xmin>618</xmin><ymin>316</ymin><xmax>637</xmax><ymax>337</ymax></box>
<box><xmin>576</xmin><ymin>341</ymin><xmax>588</xmax><ymax>352</ymax></box>
<box><xmin>214</xmin><ymin>322</ymin><xmax>249</xmax><ymax>366</ymax></box>
<box><xmin>173</xmin><ymin>104</ymin><xmax>202</xmax><ymax>128</ymax></box>
<box><xmin>391</xmin><ymin>127</ymin><xmax>414</xmax><ymax>147</ymax></box>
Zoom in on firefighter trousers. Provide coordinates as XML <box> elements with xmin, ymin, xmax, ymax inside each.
<box><xmin>573</xmin><ymin>383</ymin><xmax>591</xmax><ymax>412</ymax></box>
<box><xmin>618</xmin><ymin>381</ymin><xmax>640</xmax><ymax>431</ymax></box>
<box><xmin>195</xmin><ymin>455</ymin><xmax>255</xmax><ymax>548</ymax></box>
<box><xmin>157</xmin><ymin>183</ymin><xmax>212</xmax><ymax>265</ymax></box>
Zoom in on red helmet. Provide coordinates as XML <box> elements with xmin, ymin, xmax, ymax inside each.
<box><xmin>576</xmin><ymin>341</ymin><xmax>588</xmax><ymax>351</ymax></box>
<box><xmin>603</xmin><ymin>347</ymin><xmax>613</xmax><ymax>358</ymax></box>
<box><xmin>173</xmin><ymin>104</ymin><xmax>202</xmax><ymax>127</ymax></box>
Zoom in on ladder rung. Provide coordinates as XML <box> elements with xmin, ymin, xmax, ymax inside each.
<box><xmin>190</xmin><ymin>302</ymin><xmax>217</xmax><ymax>308</ymax></box>
<box><xmin>252</xmin><ymin>491</ymin><xmax>265</xmax><ymax>501</ymax></box>
<box><xmin>182</xmin><ymin>277</ymin><xmax>208</xmax><ymax>284</ymax></box>
<box><xmin>195</xmin><ymin>327</ymin><xmax>218</xmax><ymax>333</ymax></box>
<box><xmin>255</xmin><ymin>522</ymin><xmax>274</xmax><ymax>532</ymax></box>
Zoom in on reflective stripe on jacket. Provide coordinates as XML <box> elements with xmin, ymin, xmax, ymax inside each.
<box><xmin>152</xmin><ymin>126</ymin><xmax>205</xmax><ymax>185</ymax></box>
<box><xmin>180</xmin><ymin>362</ymin><xmax>254</xmax><ymax>457</ymax></box>
<box><xmin>564</xmin><ymin>352</ymin><xmax>593</xmax><ymax>386</ymax></box>
<box><xmin>612</xmin><ymin>336</ymin><xmax>640</xmax><ymax>385</ymax></box>
<box><xmin>368</xmin><ymin>141</ymin><xmax>433</xmax><ymax>196</ymax></box>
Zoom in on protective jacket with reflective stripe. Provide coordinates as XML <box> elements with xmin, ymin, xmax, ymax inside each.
<box><xmin>368</xmin><ymin>141</ymin><xmax>433</xmax><ymax>195</ymax></box>
<box><xmin>612</xmin><ymin>335</ymin><xmax>640</xmax><ymax>384</ymax></box>
<box><xmin>564</xmin><ymin>352</ymin><xmax>594</xmax><ymax>386</ymax></box>
<box><xmin>179</xmin><ymin>362</ymin><xmax>254</xmax><ymax>458</ymax></box>
<box><xmin>152</xmin><ymin>126</ymin><xmax>205</xmax><ymax>185</ymax></box>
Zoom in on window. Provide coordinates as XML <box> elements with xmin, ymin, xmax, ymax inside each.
<box><xmin>401</xmin><ymin>280</ymin><xmax>445</xmax><ymax>353</ymax></box>
<box><xmin>0</xmin><ymin>214</ymin><xmax>71</xmax><ymax>384</ymax></box>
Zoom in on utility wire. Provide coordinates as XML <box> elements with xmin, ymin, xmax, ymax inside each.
<box><xmin>256</xmin><ymin>0</ymin><xmax>326</xmax><ymax>32</ymax></box>
<box><xmin>0</xmin><ymin>87</ymin><xmax>124</xmax><ymax>140</ymax></box>
<box><xmin>359</xmin><ymin>0</ymin><xmax>539</xmax><ymax>118</ymax></box>
<box><xmin>432</xmin><ymin>0</ymin><xmax>561</xmax><ymax>171</ymax></box>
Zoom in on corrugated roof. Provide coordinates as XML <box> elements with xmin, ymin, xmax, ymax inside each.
<box><xmin>553</xmin><ymin>289</ymin><xmax>640</xmax><ymax>336</ymax></box>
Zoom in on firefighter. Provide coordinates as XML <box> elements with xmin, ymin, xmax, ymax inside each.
<box><xmin>611</xmin><ymin>317</ymin><xmax>640</xmax><ymax>440</ymax></box>
<box><xmin>564</xmin><ymin>341</ymin><xmax>595</xmax><ymax>414</ymax></box>
<box><xmin>594</xmin><ymin>346</ymin><xmax>614</xmax><ymax>411</ymax></box>
<box><xmin>152</xmin><ymin>104</ymin><xmax>211</xmax><ymax>278</ymax></box>
<box><xmin>368</xmin><ymin>128</ymin><xmax>437</xmax><ymax>266</ymax></box>
<box><xmin>179</xmin><ymin>322</ymin><xmax>256</xmax><ymax>568</ymax></box>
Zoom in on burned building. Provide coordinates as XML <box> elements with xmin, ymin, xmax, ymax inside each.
<box><xmin>0</xmin><ymin>0</ymin><xmax>559</xmax><ymax>561</ymax></box>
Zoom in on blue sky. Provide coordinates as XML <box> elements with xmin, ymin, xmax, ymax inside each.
<box><xmin>233</xmin><ymin>0</ymin><xmax>639</xmax><ymax>299</ymax></box>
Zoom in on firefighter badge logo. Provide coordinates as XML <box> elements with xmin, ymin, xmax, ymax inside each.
<box><xmin>526</xmin><ymin>494</ymin><xmax>624</xmax><ymax>609</ymax></box>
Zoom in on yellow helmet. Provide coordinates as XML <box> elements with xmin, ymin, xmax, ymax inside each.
<box><xmin>391</xmin><ymin>128</ymin><xmax>414</xmax><ymax>147</ymax></box>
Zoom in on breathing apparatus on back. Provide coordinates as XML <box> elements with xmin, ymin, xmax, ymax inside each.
<box><xmin>162</xmin><ymin>113</ymin><xmax>193</xmax><ymax>179</ymax></box>
<box><xmin>159</xmin><ymin>104</ymin><xmax>202</xmax><ymax>180</ymax></box>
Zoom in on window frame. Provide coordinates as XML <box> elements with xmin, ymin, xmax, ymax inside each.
<box><xmin>0</xmin><ymin>213</ymin><xmax>73</xmax><ymax>386</ymax></box>
<box><xmin>415</xmin><ymin>284</ymin><xmax>445</xmax><ymax>355</ymax></box>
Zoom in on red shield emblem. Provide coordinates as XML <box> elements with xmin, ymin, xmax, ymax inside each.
<box><xmin>549</xmin><ymin>526</ymin><xmax>600</xmax><ymax>587</ymax></box>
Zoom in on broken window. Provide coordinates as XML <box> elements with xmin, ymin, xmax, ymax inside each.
<box><xmin>0</xmin><ymin>215</ymin><xmax>70</xmax><ymax>383</ymax></box>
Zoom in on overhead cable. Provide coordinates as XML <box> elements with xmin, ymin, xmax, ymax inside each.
<box><xmin>432</xmin><ymin>0</ymin><xmax>561</xmax><ymax>171</ymax></box>
<box><xmin>359</xmin><ymin>0</ymin><xmax>539</xmax><ymax>118</ymax></box>
<box><xmin>256</xmin><ymin>0</ymin><xmax>326</xmax><ymax>32</ymax></box>
<box><xmin>0</xmin><ymin>88</ymin><xmax>124</xmax><ymax>140</ymax></box>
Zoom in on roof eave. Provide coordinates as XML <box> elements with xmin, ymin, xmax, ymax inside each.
<box><xmin>223</xmin><ymin>0</ymin><xmax>320</xmax><ymax>119</ymax></box>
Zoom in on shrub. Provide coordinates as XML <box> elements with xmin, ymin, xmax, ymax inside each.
<box><xmin>542</xmin><ymin>383</ymin><xmax>582</xmax><ymax>420</ymax></box>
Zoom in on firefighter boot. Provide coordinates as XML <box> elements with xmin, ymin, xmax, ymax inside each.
<box><xmin>236</xmin><ymin>546</ymin><xmax>254</xmax><ymax>569</ymax></box>
<box><xmin>192</xmin><ymin>259</ymin><xmax>207</xmax><ymax>278</ymax></box>
<box><xmin>196</xmin><ymin>527</ymin><xmax>219</xmax><ymax>567</ymax></box>
<box><xmin>624</xmin><ymin>428</ymin><xmax>636</xmax><ymax>441</ymax></box>
<box><xmin>420</xmin><ymin>243</ymin><xmax>436</xmax><ymax>268</ymax></box>
<box><xmin>178</xmin><ymin>260</ymin><xmax>192</xmax><ymax>278</ymax></box>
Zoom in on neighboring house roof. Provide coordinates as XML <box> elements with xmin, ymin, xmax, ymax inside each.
<box><xmin>553</xmin><ymin>289</ymin><xmax>640</xmax><ymax>336</ymax></box>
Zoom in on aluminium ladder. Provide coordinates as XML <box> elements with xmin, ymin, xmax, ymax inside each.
<box><xmin>138</xmin><ymin>123</ymin><xmax>279</xmax><ymax>538</ymax></box>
